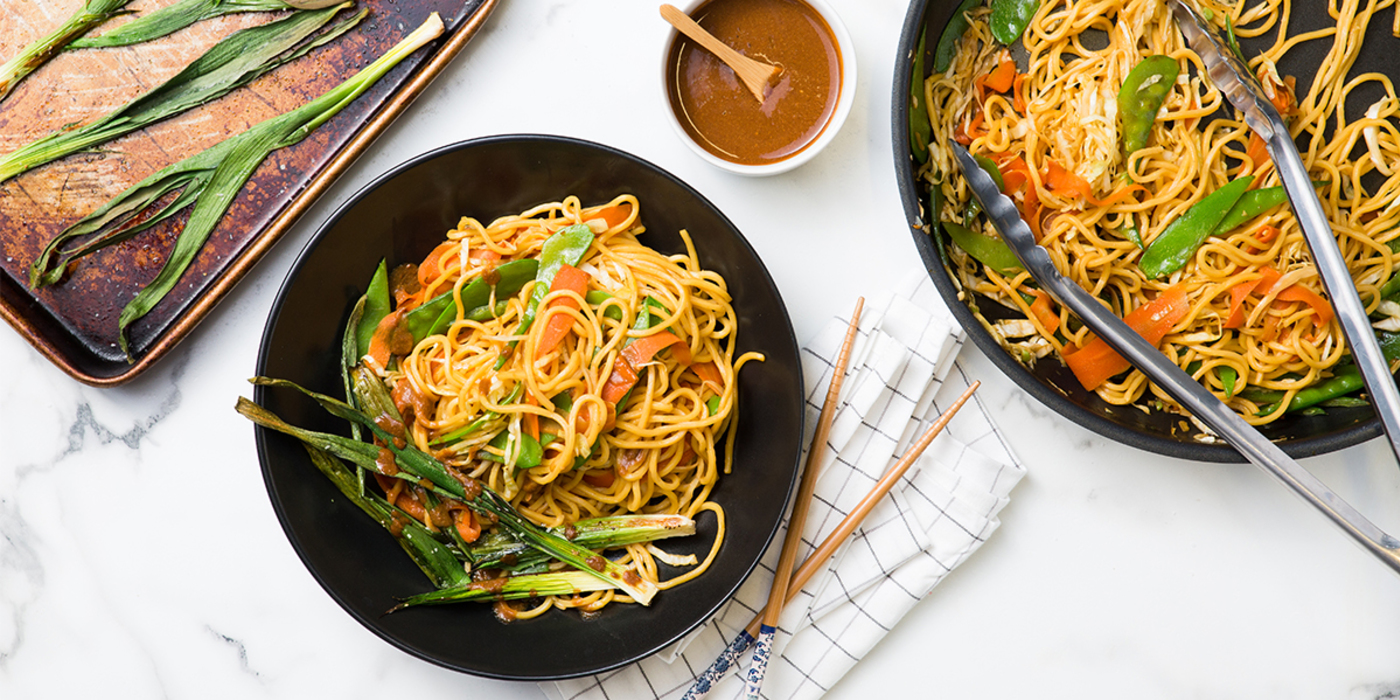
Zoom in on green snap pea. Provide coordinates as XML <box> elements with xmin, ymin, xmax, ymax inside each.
<box><xmin>1213</xmin><ymin>185</ymin><xmax>1288</xmax><ymax>235</ymax></box>
<box><xmin>944</xmin><ymin>221</ymin><xmax>1024</xmax><ymax>276</ymax></box>
<box><xmin>354</xmin><ymin>259</ymin><xmax>391</xmax><ymax>358</ymax></box>
<box><xmin>1138</xmin><ymin>175</ymin><xmax>1253</xmax><ymax>279</ymax></box>
<box><xmin>934</xmin><ymin>0</ymin><xmax>982</xmax><ymax>73</ymax></box>
<box><xmin>404</xmin><ymin>258</ymin><xmax>539</xmax><ymax>343</ymax></box>
<box><xmin>989</xmin><ymin>0</ymin><xmax>1039</xmax><ymax>46</ymax></box>
<box><xmin>910</xmin><ymin>28</ymin><xmax>933</xmax><ymax>164</ymax></box>
<box><xmin>1118</xmin><ymin>55</ymin><xmax>1180</xmax><ymax>164</ymax></box>
<box><xmin>964</xmin><ymin>154</ymin><xmax>1005</xmax><ymax>220</ymax></box>
<box><xmin>495</xmin><ymin>224</ymin><xmax>594</xmax><ymax>368</ymax></box>
<box><xmin>1219</xmin><ymin>366</ymin><xmax>1238</xmax><ymax>399</ymax></box>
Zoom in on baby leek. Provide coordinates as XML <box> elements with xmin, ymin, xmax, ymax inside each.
<box><xmin>0</xmin><ymin>2</ymin><xmax>360</xmax><ymax>183</ymax></box>
<box><xmin>390</xmin><ymin>571</ymin><xmax>617</xmax><ymax>611</ymax></box>
<box><xmin>0</xmin><ymin>0</ymin><xmax>134</xmax><ymax>102</ymax></box>
<box><xmin>31</xmin><ymin>11</ymin><xmax>444</xmax><ymax>360</ymax></box>
<box><xmin>70</xmin><ymin>0</ymin><xmax>317</xmax><ymax>49</ymax></box>
<box><xmin>238</xmin><ymin>375</ymin><xmax>661</xmax><ymax>605</ymax></box>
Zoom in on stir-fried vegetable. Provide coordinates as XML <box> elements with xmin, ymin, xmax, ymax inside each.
<box><xmin>70</xmin><ymin>0</ymin><xmax>322</xmax><ymax>49</ymax></box>
<box><xmin>0</xmin><ymin>2</ymin><xmax>358</xmax><ymax>183</ymax></box>
<box><xmin>988</xmin><ymin>0</ymin><xmax>1039</xmax><ymax>46</ymax></box>
<box><xmin>1118</xmin><ymin>55</ymin><xmax>1180</xmax><ymax>166</ymax></box>
<box><xmin>934</xmin><ymin>0</ymin><xmax>982</xmax><ymax>73</ymax></box>
<box><xmin>1138</xmin><ymin>175</ymin><xmax>1253</xmax><ymax>278</ymax></box>
<box><xmin>30</xmin><ymin>10</ymin><xmax>442</xmax><ymax>360</ymax></box>
<box><xmin>0</xmin><ymin>0</ymin><xmax>133</xmax><ymax>103</ymax></box>
<box><xmin>236</xmin><ymin>377</ymin><xmax>661</xmax><ymax>605</ymax></box>
<box><xmin>909</xmin><ymin>28</ymin><xmax>932</xmax><ymax>163</ymax></box>
<box><xmin>943</xmin><ymin>221</ymin><xmax>1023</xmax><ymax>276</ymax></box>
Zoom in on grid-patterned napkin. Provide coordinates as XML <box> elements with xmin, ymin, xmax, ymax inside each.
<box><xmin>544</xmin><ymin>273</ymin><xmax>1026</xmax><ymax>700</ymax></box>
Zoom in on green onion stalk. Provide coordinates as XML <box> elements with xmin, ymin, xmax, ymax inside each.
<box><xmin>234</xmin><ymin>376</ymin><xmax>661</xmax><ymax>605</ymax></box>
<box><xmin>31</xmin><ymin>11</ymin><xmax>445</xmax><ymax>360</ymax></box>
<box><xmin>0</xmin><ymin>0</ymin><xmax>135</xmax><ymax>102</ymax></box>
<box><xmin>70</xmin><ymin>0</ymin><xmax>337</xmax><ymax>50</ymax></box>
<box><xmin>389</xmin><ymin>570</ymin><xmax>618</xmax><ymax>612</ymax></box>
<box><xmin>0</xmin><ymin>2</ymin><xmax>360</xmax><ymax>184</ymax></box>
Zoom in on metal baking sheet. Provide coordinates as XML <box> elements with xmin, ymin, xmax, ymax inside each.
<box><xmin>0</xmin><ymin>0</ymin><xmax>498</xmax><ymax>386</ymax></box>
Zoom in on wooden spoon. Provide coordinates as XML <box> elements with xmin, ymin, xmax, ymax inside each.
<box><xmin>660</xmin><ymin>3</ymin><xmax>780</xmax><ymax>103</ymax></box>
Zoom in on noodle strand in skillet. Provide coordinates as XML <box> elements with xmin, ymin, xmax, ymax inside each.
<box><xmin>361</xmin><ymin>195</ymin><xmax>761</xmax><ymax>618</ymax></box>
<box><xmin>924</xmin><ymin>0</ymin><xmax>1400</xmax><ymax>430</ymax></box>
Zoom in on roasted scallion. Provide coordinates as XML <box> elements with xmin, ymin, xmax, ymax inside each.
<box><xmin>235</xmin><ymin>376</ymin><xmax>661</xmax><ymax>605</ymax></box>
<box><xmin>30</xmin><ymin>11</ymin><xmax>444</xmax><ymax>359</ymax></box>
<box><xmin>0</xmin><ymin>0</ymin><xmax>134</xmax><ymax>102</ymax></box>
<box><xmin>70</xmin><ymin>0</ymin><xmax>321</xmax><ymax>49</ymax></box>
<box><xmin>0</xmin><ymin>2</ymin><xmax>359</xmax><ymax>183</ymax></box>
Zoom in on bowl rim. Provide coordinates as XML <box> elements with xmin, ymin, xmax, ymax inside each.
<box><xmin>254</xmin><ymin>132</ymin><xmax>805</xmax><ymax>678</ymax></box>
<box><xmin>886</xmin><ymin>0</ymin><xmax>1381</xmax><ymax>463</ymax></box>
<box><xmin>659</xmin><ymin>0</ymin><xmax>858</xmax><ymax>177</ymax></box>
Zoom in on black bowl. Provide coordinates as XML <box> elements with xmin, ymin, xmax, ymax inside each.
<box><xmin>890</xmin><ymin>0</ymin><xmax>1389</xmax><ymax>462</ymax></box>
<box><xmin>253</xmin><ymin>134</ymin><xmax>804</xmax><ymax>679</ymax></box>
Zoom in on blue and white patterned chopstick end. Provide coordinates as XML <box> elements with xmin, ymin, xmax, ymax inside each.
<box><xmin>681</xmin><ymin>629</ymin><xmax>756</xmax><ymax>700</ymax></box>
<box><xmin>741</xmin><ymin>625</ymin><xmax>777</xmax><ymax>700</ymax></box>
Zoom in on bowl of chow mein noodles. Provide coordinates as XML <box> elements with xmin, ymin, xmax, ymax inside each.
<box><xmin>894</xmin><ymin>0</ymin><xmax>1400</xmax><ymax>462</ymax></box>
<box><xmin>250</xmin><ymin>134</ymin><xmax>804</xmax><ymax>678</ymax></box>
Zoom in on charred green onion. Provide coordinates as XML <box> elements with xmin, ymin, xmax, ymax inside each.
<box><xmin>0</xmin><ymin>2</ymin><xmax>359</xmax><ymax>183</ymax></box>
<box><xmin>30</xmin><ymin>11</ymin><xmax>443</xmax><ymax>360</ymax></box>
<box><xmin>70</xmin><ymin>0</ymin><xmax>321</xmax><ymax>50</ymax></box>
<box><xmin>0</xmin><ymin>0</ymin><xmax>134</xmax><ymax>102</ymax></box>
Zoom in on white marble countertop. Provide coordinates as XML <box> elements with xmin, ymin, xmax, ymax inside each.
<box><xmin>5</xmin><ymin>0</ymin><xmax>1400</xmax><ymax>697</ymax></box>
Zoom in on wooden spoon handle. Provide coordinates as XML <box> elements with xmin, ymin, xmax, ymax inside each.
<box><xmin>660</xmin><ymin>3</ymin><xmax>774</xmax><ymax>102</ymax></box>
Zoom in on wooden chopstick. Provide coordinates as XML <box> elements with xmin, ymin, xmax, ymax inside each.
<box><xmin>744</xmin><ymin>379</ymin><xmax>981</xmax><ymax>634</ymax></box>
<box><xmin>755</xmin><ymin>298</ymin><xmax>865</xmax><ymax>633</ymax></box>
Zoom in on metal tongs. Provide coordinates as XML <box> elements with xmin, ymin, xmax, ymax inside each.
<box><xmin>948</xmin><ymin>140</ymin><xmax>1400</xmax><ymax>574</ymax></box>
<box><xmin>1170</xmin><ymin>0</ymin><xmax>1400</xmax><ymax>465</ymax></box>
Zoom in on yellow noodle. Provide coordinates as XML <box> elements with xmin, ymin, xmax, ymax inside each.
<box><xmin>374</xmin><ymin>195</ymin><xmax>760</xmax><ymax>613</ymax></box>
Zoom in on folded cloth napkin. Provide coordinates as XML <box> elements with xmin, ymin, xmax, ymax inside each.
<box><xmin>544</xmin><ymin>272</ymin><xmax>1026</xmax><ymax>700</ymax></box>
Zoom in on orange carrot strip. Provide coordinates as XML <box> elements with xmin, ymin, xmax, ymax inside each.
<box><xmin>536</xmin><ymin>264</ymin><xmax>589</xmax><ymax>356</ymax></box>
<box><xmin>590</xmin><ymin>202</ymin><xmax>633</xmax><ymax>230</ymax></box>
<box><xmin>366</xmin><ymin>309</ymin><xmax>405</xmax><ymax>368</ymax></box>
<box><xmin>1029</xmin><ymin>290</ymin><xmax>1060</xmax><ymax>333</ymax></box>
<box><xmin>1275</xmin><ymin>285</ymin><xmax>1333</xmax><ymax>327</ymax></box>
<box><xmin>1012</xmin><ymin>73</ymin><xmax>1028</xmax><ymax>113</ymax></box>
<box><xmin>692</xmin><ymin>361</ymin><xmax>725</xmax><ymax>392</ymax></box>
<box><xmin>582</xmin><ymin>469</ymin><xmax>616</xmax><ymax>488</ymax></box>
<box><xmin>418</xmin><ymin>241</ymin><xmax>456</xmax><ymax>288</ymax></box>
<box><xmin>1253</xmin><ymin>225</ymin><xmax>1280</xmax><ymax>243</ymax></box>
<box><xmin>600</xmin><ymin>331</ymin><xmax>689</xmax><ymax>405</ymax></box>
<box><xmin>1245</xmin><ymin>132</ymin><xmax>1271</xmax><ymax>172</ymax></box>
<box><xmin>1063</xmin><ymin>285</ymin><xmax>1191</xmax><ymax>390</ymax></box>
<box><xmin>454</xmin><ymin>509</ymin><xmax>480</xmax><ymax>543</ymax></box>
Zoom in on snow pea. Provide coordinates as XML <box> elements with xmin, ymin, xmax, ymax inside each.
<box><xmin>1119</xmin><ymin>55</ymin><xmax>1179</xmax><ymax>163</ymax></box>
<box><xmin>495</xmin><ymin>224</ymin><xmax>594</xmax><ymax>368</ymax></box>
<box><xmin>944</xmin><ymin>220</ymin><xmax>1024</xmax><ymax>276</ymax></box>
<box><xmin>910</xmin><ymin>28</ymin><xmax>932</xmax><ymax>163</ymax></box>
<box><xmin>404</xmin><ymin>258</ymin><xmax>539</xmax><ymax>343</ymax></box>
<box><xmin>963</xmin><ymin>154</ymin><xmax>1005</xmax><ymax>220</ymax></box>
<box><xmin>989</xmin><ymin>0</ymin><xmax>1039</xmax><ymax>46</ymax></box>
<box><xmin>934</xmin><ymin>0</ymin><xmax>981</xmax><ymax>73</ymax></box>
<box><xmin>1138</xmin><ymin>175</ymin><xmax>1253</xmax><ymax>279</ymax></box>
<box><xmin>354</xmin><ymin>259</ymin><xmax>391</xmax><ymax>358</ymax></box>
<box><xmin>1242</xmin><ymin>332</ymin><xmax>1400</xmax><ymax>414</ymax></box>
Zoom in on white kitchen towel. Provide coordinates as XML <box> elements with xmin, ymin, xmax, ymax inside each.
<box><xmin>544</xmin><ymin>272</ymin><xmax>1025</xmax><ymax>700</ymax></box>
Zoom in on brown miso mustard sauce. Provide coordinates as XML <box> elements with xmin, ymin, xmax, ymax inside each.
<box><xmin>667</xmin><ymin>0</ymin><xmax>841</xmax><ymax>166</ymax></box>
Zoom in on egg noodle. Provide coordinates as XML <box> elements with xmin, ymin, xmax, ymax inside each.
<box><xmin>372</xmin><ymin>195</ymin><xmax>761</xmax><ymax>618</ymax></box>
<box><xmin>924</xmin><ymin>0</ymin><xmax>1400</xmax><ymax>427</ymax></box>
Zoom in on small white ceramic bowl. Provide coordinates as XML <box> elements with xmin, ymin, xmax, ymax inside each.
<box><xmin>660</xmin><ymin>0</ymin><xmax>857</xmax><ymax>177</ymax></box>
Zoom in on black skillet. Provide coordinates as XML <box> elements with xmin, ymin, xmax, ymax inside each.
<box><xmin>891</xmin><ymin>0</ymin><xmax>1396</xmax><ymax>462</ymax></box>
